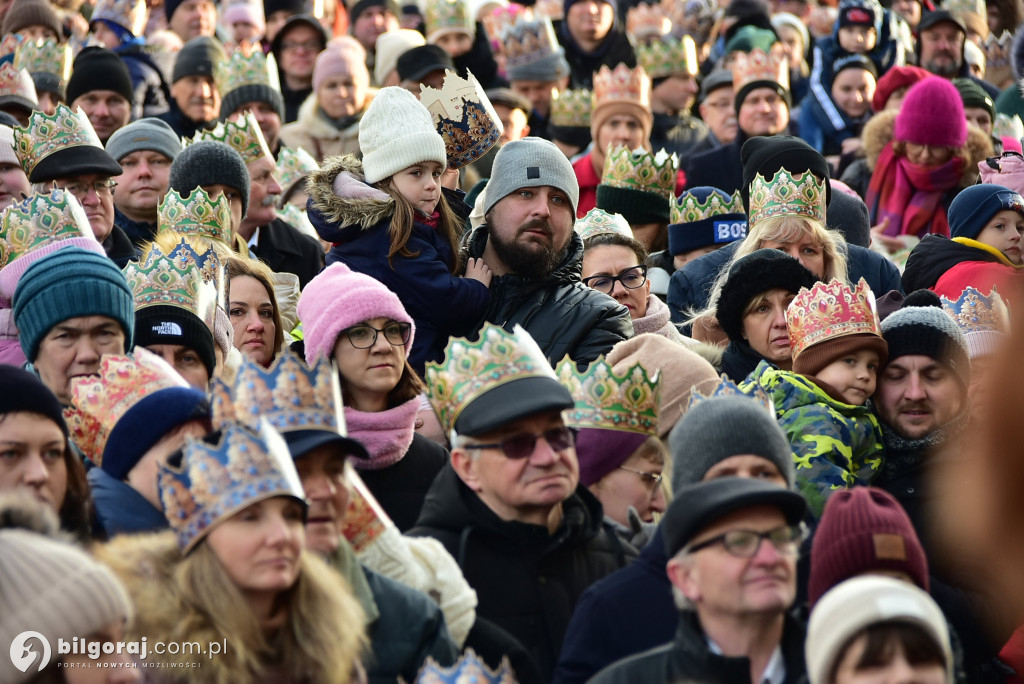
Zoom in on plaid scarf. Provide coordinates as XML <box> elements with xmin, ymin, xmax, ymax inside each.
<box><xmin>866</xmin><ymin>141</ymin><xmax>965</xmax><ymax>238</ymax></box>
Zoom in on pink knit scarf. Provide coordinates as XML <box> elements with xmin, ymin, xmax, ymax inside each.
<box><xmin>343</xmin><ymin>397</ymin><xmax>419</xmax><ymax>470</ymax></box>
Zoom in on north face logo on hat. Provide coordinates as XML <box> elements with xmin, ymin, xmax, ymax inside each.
<box><xmin>152</xmin><ymin>322</ymin><xmax>183</xmax><ymax>336</ymax></box>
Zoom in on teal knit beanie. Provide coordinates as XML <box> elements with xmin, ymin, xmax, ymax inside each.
<box><xmin>13</xmin><ymin>247</ymin><xmax>135</xmax><ymax>361</ymax></box>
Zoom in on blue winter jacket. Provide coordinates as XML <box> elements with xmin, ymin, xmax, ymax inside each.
<box><xmin>88</xmin><ymin>467</ymin><xmax>168</xmax><ymax>539</ymax></box>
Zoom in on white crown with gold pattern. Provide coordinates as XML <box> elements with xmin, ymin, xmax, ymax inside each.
<box><xmin>734</xmin><ymin>47</ymin><xmax>789</xmax><ymax>95</ymax></box>
<box><xmin>420</xmin><ymin>69</ymin><xmax>502</xmax><ymax>169</ymax></box>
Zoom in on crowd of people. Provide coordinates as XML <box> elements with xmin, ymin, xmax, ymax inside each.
<box><xmin>0</xmin><ymin>0</ymin><xmax>1022</xmax><ymax>680</ymax></box>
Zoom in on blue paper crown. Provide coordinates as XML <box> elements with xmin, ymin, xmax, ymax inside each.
<box><xmin>686</xmin><ymin>374</ymin><xmax>774</xmax><ymax>415</ymax></box>
<box><xmin>413</xmin><ymin>649</ymin><xmax>516</xmax><ymax>684</ymax></box>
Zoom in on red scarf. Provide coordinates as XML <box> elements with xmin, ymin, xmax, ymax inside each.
<box><xmin>417</xmin><ymin>210</ymin><xmax>440</xmax><ymax>227</ymax></box>
<box><xmin>866</xmin><ymin>141</ymin><xmax>964</xmax><ymax>238</ymax></box>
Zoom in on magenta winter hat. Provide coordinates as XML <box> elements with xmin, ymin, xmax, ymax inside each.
<box><xmin>297</xmin><ymin>262</ymin><xmax>415</xmax><ymax>364</ymax></box>
<box><xmin>893</xmin><ymin>78</ymin><xmax>967</xmax><ymax>149</ymax></box>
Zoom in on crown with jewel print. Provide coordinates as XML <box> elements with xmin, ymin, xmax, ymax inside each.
<box><xmin>0</xmin><ymin>189</ymin><xmax>95</xmax><ymax>270</ymax></box>
<box><xmin>502</xmin><ymin>15</ymin><xmax>560</xmax><ymax>67</ymax></box>
<box><xmin>983</xmin><ymin>30</ymin><xmax>1013</xmax><ymax>68</ymax></box>
<box><xmin>14</xmin><ymin>39</ymin><xmax>71</xmax><ymax>82</ymax></box>
<box><xmin>0</xmin><ymin>61</ymin><xmax>38</xmax><ymax>107</ymax></box>
<box><xmin>671</xmin><ymin>187</ymin><xmax>744</xmax><ymax>225</ymax></box>
<box><xmin>636</xmin><ymin>35</ymin><xmax>698</xmax><ymax>79</ymax></box>
<box><xmin>626</xmin><ymin>2</ymin><xmax>671</xmax><ymax>43</ymax></box>
<box><xmin>600</xmin><ymin>145</ymin><xmax>677</xmax><ymax>200</ymax></box>
<box><xmin>556</xmin><ymin>356</ymin><xmax>660</xmax><ymax>435</ymax></box>
<box><xmin>574</xmin><ymin>207</ymin><xmax>633</xmax><ymax>242</ymax></box>
<box><xmin>123</xmin><ymin>239</ymin><xmax>222</xmax><ymax>330</ymax></box>
<box><xmin>940</xmin><ymin>286</ymin><xmax>1009</xmax><ymax>359</ymax></box>
<box><xmin>13</xmin><ymin>103</ymin><xmax>104</xmax><ymax>178</ymax></box>
<box><xmin>414</xmin><ymin>650</ymin><xmax>516</xmax><ymax>684</ymax></box>
<box><xmin>277</xmin><ymin>145</ymin><xmax>318</xmax><ymax>195</ymax></box>
<box><xmin>157</xmin><ymin>187</ymin><xmax>234</xmax><ymax>245</ymax></box>
<box><xmin>425</xmin><ymin>0</ymin><xmax>475</xmax><ymax>40</ymax></box>
<box><xmin>481</xmin><ymin>3</ymin><xmax>524</xmax><ymax>42</ymax></box>
<box><xmin>91</xmin><ymin>0</ymin><xmax>148</xmax><ymax>36</ymax></box>
<box><xmin>593</xmin><ymin>63</ymin><xmax>651</xmax><ymax>110</ymax></box>
<box><xmin>420</xmin><ymin>70</ymin><xmax>502</xmax><ymax>169</ymax></box>
<box><xmin>687</xmin><ymin>373</ymin><xmax>774</xmax><ymax>415</ymax></box>
<box><xmin>216</xmin><ymin>42</ymin><xmax>280</xmax><ymax>97</ymax></box>
<box><xmin>786</xmin><ymin>278</ymin><xmax>882</xmax><ymax>360</ymax></box>
<box><xmin>158</xmin><ymin>419</ymin><xmax>306</xmax><ymax>553</ymax></box>
<box><xmin>733</xmin><ymin>47</ymin><xmax>789</xmax><ymax>97</ymax></box>
<box><xmin>993</xmin><ymin>112</ymin><xmax>1023</xmax><ymax>139</ymax></box>
<box><xmin>190</xmin><ymin>111</ymin><xmax>272</xmax><ymax>164</ymax></box>
<box><xmin>0</xmin><ymin>34</ymin><xmax>22</xmax><ymax>60</ymax></box>
<box><xmin>550</xmin><ymin>88</ymin><xmax>591</xmax><ymax>128</ymax></box>
<box><xmin>748</xmin><ymin>168</ymin><xmax>827</xmax><ymax>226</ymax></box>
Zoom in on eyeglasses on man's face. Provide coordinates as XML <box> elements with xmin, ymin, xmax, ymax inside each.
<box><xmin>61</xmin><ymin>179</ymin><xmax>117</xmax><ymax>197</ymax></box>
<box><xmin>462</xmin><ymin>426</ymin><xmax>577</xmax><ymax>460</ymax></box>
<box><xmin>685</xmin><ymin>524</ymin><xmax>805</xmax><ymax>558</ymax></box>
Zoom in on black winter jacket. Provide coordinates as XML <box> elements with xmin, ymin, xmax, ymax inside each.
<box><xmin>357</xmin><ymin>433</ymin><xmax>448</xmax><ymax>533</ymax></box>
<box><xmin>901</xmin><ymin>234</ymin><xmax>1004</xmax><ymax>293</ymax></box>
<box><xmin>556</xmin><ymin>21</ymin><xmax>636</xmax><ymax>90</ymax></box>
<box><xmin>250</xmin><ymin>217</ymin><xmax>324</xmax><ymax>289</ymax></box>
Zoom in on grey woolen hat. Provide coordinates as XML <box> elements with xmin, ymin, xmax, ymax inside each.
<box><xmin>483</xmin><ymin>136</ymin><xmax>579</xmax><ymax>217</ymax></box>
<box><xmin>669</xmin><ymin>395</ymin><xmax>795</xmax><ymax>491</ymax></box>
<box><xmin>105</xmin><ymin>117</ymin><xmax>182</xmax><ymax>163</ymax></box>
<box><xmin>169</xmin><ymin>141</ymin><xmax>250</xmax><ymax>218</ymax></box>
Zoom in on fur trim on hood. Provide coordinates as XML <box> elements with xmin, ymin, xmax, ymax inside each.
<box><xmin>860</xmin><ymin>109</ymin><xmax>994</xmax><ymax>187</ymax></box>
<box><xmin>307</xmin><ymin>153</ymin><xmax>394</xmax><ymax>231</ymax></box>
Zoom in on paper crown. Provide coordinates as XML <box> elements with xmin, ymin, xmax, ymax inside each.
<box><xmin>91</xmin><ymin>0</ymin><xmax>148</xmax><ymax>36</ymax></box>
<box><xmin>592</xmin><ymin>63</ymin><xmax>651</xmax><ymax>110</ymax></box>
<box><xmin>941</xmin><ymin>286</ymin><xmax>1009</xmax><ymax>336</ymax></box>
<box><xmin>733</xmin><ymin>47</ymin><xmax>789</xmax><ymax>94</ymax></box>
<box><xmin>786</xmin><ymin>278</ymin><xmax>881</xmax><ymax>360</ymax></box>
<box><xmin>63</xmin><ymin>349</ymin><xmax>193</xmax><ymax>465</ymax></box>
<box><xmin>210</xmin><ymin>348</ymin><xmax>347</xmax><ymax>436</ymax></box>
<box><xmin>421</xmin><ymin>70</ymin><xmax>502</xmax><ymax>170</ymax></box>
<box><xmin>217</xmin><ymin>42</ymin><xmax>280</xmax><ymax>97</ymax></box>
<box><xmin>277</xmin><ymin>145</ymin><xmax>319</xmax><ymax>192</ymax></box>
<box><xmin>550</xmin><ymin>88</ymin><xmax>591</xmax><ymax>128</ymax></box>
<box><xmin>944</xmin><ymin>0</ymin><xmax>985</xmax><ymax>17</ymax></box>
<box><xmin>686</xmin><ymin>373</ymin><xmax>775</xmax><ymax>415</ymax></box>
<box><xmin>414</xmin><ymin>650</ymin><xmax>516</xmax><ymax>684</ymax></box>
<box><xmin>502</xmin><ymin>16</ymin><xmax>560</xmax><ymax>67</ymax></box>
<box><xmin>993</xmin><ymin>112</ymin><xmax>1023</xmax><ymax>139</ymax></box>
<box><xmin>425</xmin><ymin>322</ymin><xmax>557</xmax><ymax>437</ymax></box>
<box><xmin>159</xmin><ymin>419</ymin><xmax>306</xmax><ymax>553</ymax></box>
<box><xmin>157</xmin><ymin>186</ymin><xmax>234</xmax><ymax>245</ymax></box>
<box><xmin>600</xmin><ymin>145</ymin><xmax>677</xmax><ymax>200</ymax></box>
<box><xmin>626</xmin><ymin>3</ymin><xmax>671</xmax><ymax>42</ymax></box>
<box><xmin>425</xmin><ymin>0</ymin><xmax>474</xmax><ymax>37</ymax></box>
<box><xmin>575</xmin><ymin>207</ymin><xmax>633</xmax><ymax>242</ymax></box>
<box><xmin>124</xmin><ymin>239</ymin><xmax>222</xmax><ymax>330</ymax></box>
<box><xmin>190</xmin><ymin>110</ymin><xmax>272</xmax><ymax>164</ymax></box>
<box><xmin>14</xmin><ymin>103</ymin><xmax>103</xmax><ymax>177</ymax></box>
<box><xmin>983</xmin><ymin>30</ymin><xmax>1012</xmax><ymax>68</ymax></box>
<box><xmin>667</xmin><ymin>0</ymin><xmax>715</xmax><ymax>42</ymax></box>
<box><xmin>533</xmin><ymin>0</ymin><xmax>563</xmax><ymax>20</ymax></box>
<box><xmin>0</xmin><ymin>61</ymin><xmax>37</xmax><ymax>102</ymax></box>
<box><xmin>0</xmin><ymin>189</ymin><xmax>95</xmax><ymax>269</ymax></box>
<box><xmin>636</xmin><ymin>35</ymin><xmax>698</xmax><ymax>79</ymax></box>
<box><xmin>671</xmin><ymin>188</ymin><xmax>744</xmax><ymax>225</ymax></box>
<box><xmin>556</xmin><ymin>356</ymin><xmax>659</xmax><ymax>435</ymax></box>
<box><xmin>14</xmin><ymin>39</ymin><xmax>71</xmax><ymax>81</ymax></box>
<box><xmin>748</xmin><ymin>168</ymin><xmax>827</xmax><ymax>226</ymax></box>
<box><xmin>481</xmin><ymin>4</ymin><xmax>524</xmax><ymax>42</ymax></box>
<box><xmin>0</xmin><ymin>35</ymin><xmax>22</xmax><ymax>60</ymax></box>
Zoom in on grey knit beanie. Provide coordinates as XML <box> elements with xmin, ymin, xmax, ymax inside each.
<box><xmin>483</xmin><ymin>136</ymin><xmax>579</xmax><ymax>217</ymax></box>
<box><xmin>106</xmin><ymin>117</ymin><xmax>182</xmax><ymax>163</ymax></box>
<box><xmin>881</xmin><ymin>304</ymin><xmax>970</xmax><ymax>390</ymax></box>
<box><xmin>669</xmin><ymin>395</ymin><xmax>795</xmax><ymax>491</ymax></box>
<box><xmin>169</xmin><ymin>141</ymin><xmax>250</xmax><ymax>218</ymax></box>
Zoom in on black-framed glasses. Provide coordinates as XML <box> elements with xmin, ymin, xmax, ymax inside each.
<box><xmin>685</xmin><ymin>525</ymin><xmax>805</xmax><ymax>558</ymax></box>
<box><xmin>582</xmin><ymin>265</ymin><xmax>648</xmax><ymax>294</ymax></box>
<box><xmin>342</xmin><ymin>322</ymin><xmax>412</xmax><ymax>349</ymax></box>
<box><xmin>462</xmin><ymin>426</ymin><xmax>576</xmax><ymax>460</ymax></box>
<box><xmin>617</xmin><ymin>466</ymin><xmax>663</xmax><ymax>489</ymax></box>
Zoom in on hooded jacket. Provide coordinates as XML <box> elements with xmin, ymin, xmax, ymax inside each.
<box><xmin>902</xmin><ymin>233</ymin><xmax>1021</xmax><ymax>299</ymax></box>
<box><xmin>409</xmin><ymin>466</ymin><xmax>631</xmax><ymax>682</ymax></box>
<box><xmin>461</xmin><ymin>222</ymin><xmax>633</xmax><ymax>365</ymax></box>
<box><xmin>556</xmin><ymin>19</ymin><xmax>636</xmax><ymax>90</ymax></box>
<box><xmin>117</xmin><ymin>44</ymin><xmax>172</xmax><ymax>119</ymax></box>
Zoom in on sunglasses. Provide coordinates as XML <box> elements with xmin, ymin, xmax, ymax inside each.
<box><xmin>462</xmin><ymin>426</ymin><xmax>576</xmax><ymax>459</ymax></box>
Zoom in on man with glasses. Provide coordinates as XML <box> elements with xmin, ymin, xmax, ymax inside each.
<box><xmin>591</xmin><ymin>477</ymin><xmax>809</xmax><ymax>684</ymax></box>
<box><xmin>412</xmin><ymin>323</ymin><xmax>632</xmax><ymax>683</ymax></box>
<box><xmin>271</xmin><ymin>15</ymin><xmax>329</xmax><ymax>123</ymax></box>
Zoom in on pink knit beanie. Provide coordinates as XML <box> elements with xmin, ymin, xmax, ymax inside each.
<box><xmin>297</xmin><ymin>262</ymin><xmax>415</xmax><ymax>364</ymax></box>
<box><xmin>313</xmin><ymin>37</ymin><xmax>369</xmax><ymax>92</ymax></box>
<box><xmin>893</xmin><ymin>78</ymin><xmax>967</xmax><ymax>149</ymax></box>
<box><xmin>221</xmin><ymin>2</ymin><xmax>266</xmax><ymax>32</ymax></box>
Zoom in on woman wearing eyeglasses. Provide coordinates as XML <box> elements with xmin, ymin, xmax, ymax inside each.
<box><xmin>297</xmin><ymin>262</ymin><xmax>449</xmax><ymax>532</ymax></box>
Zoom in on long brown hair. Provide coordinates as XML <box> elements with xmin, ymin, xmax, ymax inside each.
<box><xmin>225</xmin><ymin>256</ymin><xmax>286</xmax><ymax>355</ymax></box>
<box><xmin>374</xmin><ymin>178</ymin><xmax>463</xmax><ymax>273</ymax></box>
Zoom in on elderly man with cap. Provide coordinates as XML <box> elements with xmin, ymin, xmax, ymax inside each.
<box><xmin>165</xmin><ymin>0</ymin><xmax>216</xmax><ymax>42</ymax></box>
<box><xmin>106</xmin><ymin>118</ymin><xmax>182</xmax><ymax>246</ymax></box>
<box><xmin>65</xmin><ymin>47</ymin><xmax>134</xmax><ymax>144</ymax></box>
<box><xmin>411</xmin><ymin>323</ymin><xmax>630</xmax><ymax>683</ymax></box>
<box><xmin>271</xmin><ymin>14</ymin><xmax>329</xmax><ymax>123</ymax></box>
<box><xmin>462</xmin><ymin>137</ymin><xmax>631</xmax><ymax>365</ymax></box>
<box><xmin>157</xmin><ymin>36</ymin><xmax>226</xmax><ymax>138</ymax></box>
<box><xmin>689</xmin><ymin>70</ymin><xmax>738</xmax><ymax>156</ymax></box>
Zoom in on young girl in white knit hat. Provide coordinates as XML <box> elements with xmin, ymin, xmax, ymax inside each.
<box><xmin>305</xmin><ymin>86</ymin><xmax>491</xmax><ymax>374</ymax></box>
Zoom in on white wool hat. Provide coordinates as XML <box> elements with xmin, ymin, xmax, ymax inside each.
<box><xmin>374</xmin><ymin>29</ymin><xmax>425</xmax><ymax>86</ymax></box>
<box><xmin>358</xmin><ymin>86</ymin><xmax>447</xmax><ymax>184</ymax></box>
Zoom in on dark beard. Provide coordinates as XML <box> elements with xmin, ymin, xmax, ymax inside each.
<box><xmin>488</xmin><ymin>218</ymin><xmax>568</xmax><ymax>280</ymax></box>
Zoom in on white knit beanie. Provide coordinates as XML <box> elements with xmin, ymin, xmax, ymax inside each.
<box><xmin>358</xmin><ymin>86</ymin><xmax>447</xmax><ymax>184</ymax></box>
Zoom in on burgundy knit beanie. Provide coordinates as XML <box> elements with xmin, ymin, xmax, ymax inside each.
<box><xmin>871</xmin><ymin>65</ymin><xmax>931</xmax><ymax>112</ymax></box>
<box><xmin>893</xmin><ymin>78</ymin><xmax>967</xmax><ymax>149</ymax></box>
<box><xmin>808</xmin><ymin>487</ymin><xmax>929</xmax><ymax>607</ymax></box>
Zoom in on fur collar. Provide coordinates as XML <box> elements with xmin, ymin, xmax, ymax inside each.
<box><xmin>306</xmin><ymin>154</ymin><xmax>394</xmax><ymax>231</ymax></box>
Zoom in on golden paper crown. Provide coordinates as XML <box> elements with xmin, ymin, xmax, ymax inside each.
<box><xmin>14</xmin><ymin>39</ymin><xmax>71</xmax><ymax>81</ymax></box>
<box><xmin>0</xmin><ymin>189</ymin><xmax>95</xmax><ymax>269</ymax></box>
<box><xmin>190</xmin><ymin>110</ymin><xmax>272</xmax><ymax>164</ymax></box>
<box><xmin>0</xmin><ymin>62</ymin><xmax>37</xmax><ymax>103</ymax></box>
<box><xmin>157</xmin><ymin>187</ymin><xmax>233</xmax><ymax>245</ymax></box>
<box><xmin>63</xmin><ymin>349</ymin><xmax>195</xmax><ymax>465</ymax></box>
<box><xmin>626</xmin><ymin>3</ymin><xmax>671</xmax><ymax>42</ymax></box>
<box><xmin>216</xmin><ymin>43</ymin><xmax>280</xmax><ymax>96</ymax></box>
<box><xmin>636</xmin><ymin>35</ymin><xmax>698</xmax><ymax>79</ymax></box>
<box><xmin>575</xmin><ymin>207</ymin><xmax>633</xmax><ymax>242</ymax></box>
<box><xmin>592</xmin><ymin>63</ymin><xmax>651</xmax><ymax>110</ymax></box>
<box><xmin>556</xmin><ymin>356</ymin><xmax>659</xmax><ymax>435</ymax></box>
<box><xmin>671</xmin><ymin>188</ymin><xmax>745</xmax><ymax>225</ymax></box>
<box><xmin>993</xmin><ymin>112</ymin><xmax>1023</xmax><ymax>139</ymax></box>
<box><xmin>600</xmin><ymin>145</ymin><xmax>677</xmax><ymax>200</ymax></box>
<box><xmin>686</xmin><ymin>373</ymin><xmax>774</xmax><ymax>415</ymax></box>
<box><xmin>733</xmin><ymin>47</ymin><xmax>789</xmax><ymax>95</ymax></box>
<box><xmin>941</xmin><ymin>286</ymin><xmax>1009</xmax><ymax>337</ymax></box>
<box><xmin>425</xmin><ymin>0</ymin><xmax>474</xmax><ymax>37</ymax></box>
<box><xmin>14</xmin><ymin>103</ymin><xmax>103</xmax><ymax>177</ymax></box>
<box><xmin>421</xmin><ymin>69</ymin><xmax>502</xmax><ymax>170</ymax></box>
<box><xmin>786</xmin><ymin>278</ymin><xmax>881</xmax><ymax>360</ymax></box>
<box><xmin>425</xmin><ymin>323</ymin><xmax>557</xmax><ymax>437</ymax></box>
<box><xmin>550</xmin><ymin>88</ymin><xmax>591</xmax><ymax>128</ymax></box>
<box><xmin>984</xmin><ymin>30</ymin><xmax>1013</xmax><ymax>68</ymax></box>
<box><xmin>502</xmin><ymin>16</ymin><xmax>560</xmax><ymax>67</ymax></box>
<box><xmin>91</xmin><ymin>0</ymin><xmax>148</xmax><ymax>36</ymax></box>
<box><xmin>748</xmin><ymin>168</ymin><xmax>827</xmax><ymax>226</ymax></box>
<box><xmin>123</xmin><ymin>239</ymin><xmax>222</xmax><ymax>330</ymax></box>
<box><xmin>277</xmin><ymin>145</ymin><xmax>319</xmax><ymax>193</ymax></box>
<box><xmin>415</xmin><ymin>651</ymin><xmax>515</xmax><ymax>684</ymax></box>
<box><xmin>158</xmin><ymin>420</ymin><xmax>306</xmax><ymax>553</ymax></box>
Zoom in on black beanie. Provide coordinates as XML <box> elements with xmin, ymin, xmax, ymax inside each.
<box><xmin>0</xmin><ymin>365</ymin><xmax>67</xmax><ymax>435</ymax></box>
<box><xmin>740</xmin><ymin>135</ymin><xmax>833</xmax><ymax>214</ymax></box>
<box><xmin>134</xmin><ymin>306</ymin><xmax>217</xmax><ymax>378</ymax></box>
<box><xmin>596</xmin><ymin>185</ymin><xmax>670</xmax><ymax>224</ymax></box>
<box><xmin>264</xmin><ymin>0</ymin><xmax>305</xmax><ymax>17</ymax></box>
<box><xmin>221</xmin><ymin>84</ymin><xmax>286</xmax><ymax>121</ymax></box>
<box><xmin>66</xmin><ymin>47</ymin><xmax>133</xmax><ymax>107</ymax></box>
<box><xmin>172</xmin><ymin>36</ymin><xmax>226</xmax><ymax>83</ymax></box>
<box><xmin>165</xmin><ymin>0</ymin><xmax>184</xmax><ymax>21</ymax></box>
<box><xmin>169</xmin><ymin>141</ymin><xmax>250</xmax><ymax>218</ymax></box>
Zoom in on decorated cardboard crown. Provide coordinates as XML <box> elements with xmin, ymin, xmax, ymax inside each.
<box><xmin>550</xmin><ymin>88</ymin><xmax>591</xmax><ymax>128</ymax></box>
<box><xmin>425</xmin><ymin>0</ymin><xmax>475</xmax><ymax>38</ymax></box>
<box><xmin>216</xmin><ymin>42</ymin><xmax>280</xmax><ymax>97</ymax></box>
<box><xmin>686</xmin><ymin>373</ymin><xmax>774</xmax><ymax>415</ymax></box>
<box><xmin>733</xmin><ymin>47</ymin><xmax>789</xmax><ymax>95</ymax></box>
<box><xmin>786</xmin><ymin>278</ymin><xmax>882</xmax><ymax>360</ymax></box>
<box><xmin>0</xmin><ymin>189</ymin><xmax>95</xmax><ymax>269</ymax></box>
<box><xmin>592</xmin><ymin>63</ymin><xmax>651</xmax><ymax>110</ymax></box>
<box><xmin>420</xmin><ymin>70</ymin><xmax>502</xmax><ymax>170</ymax></box>
<box><xmin>14</xmin><ymin>103</ymin><xmax>104</xmax><ymax>177</ymax></box>
<box><xmin>481</xmin><ymin>4</ymin><xmax>524</xmax><ymax>42</ymax></box>
<box><xmin>556</xmin><ymin>356</ymin><xmax>659</xmax><ymax>435</ymax></box>
<box><xmin>575</xmin><ymin>207</ymin><xmax>633</xmax><ymax>242</ymax></box>
<box><xmin>91</xmin><ymin>0</ymin><xmax>148</xmax><ymax>36</ymax></box>
<box><xmin>14</xmin><ymin>39</ymin><xmax>71</xmax><ymax>81</ymax></box>
<box><xmin>157</xmin><ymin>187</ymin><xmax>234</xmax><ymax>245</ymax></box>
<box><xmin>626</xmin><ymin>2</ymin><xmax>671</xmax><ymax>42</ymax></box>
<box><xmin>0</xmin><ymin>34</ymin><xmax>22</xmax><ymax>60</ymax></box>
<box><xmin>63</xmin><ymin>349</ymin><xmax>193</xmax><ymax>465</ymax></box>
<box><xmin>502</xmin><ymin>16</ymin><xmax>560</xmax><ymax>67</ymax></box>
<box><xmin>943</xmin><ymin>0</ymin><xmax>985</xmax><ymax>17</ymax></box>
<box><xmin>748</xmin><ymin>168</ymin><xmax>827</xmax><ymax>226</ymax></box>
<box><xmin>414</xmin><ymin>650</ymin><xmax>516</xmax><ymax>684</ymax></box>
<box><xmin>993</xmin><ymin>112</ymin><xmax>1023</xmax><ymax>139</ymax></box>
<box><xmin>671</xmin><ymin>188</ymin><xmax>744</xmax><ymax>225</ymax></box>
<box><xmin>425</xmin><ymin>322</ymin><xmax>557</xmax><ymax>436</ymax></box>
<box><xmin>941</xmin><ymin>286</ymin><xmax>1009</xmax><ymax>358</ymax></box>
<box><xmin>277</xmin><ymin>145</ymin><xmax>319</xmax><ymax>193</ymax></box>
<box><xmin>123</xmin><ymin>239</ymin><xmax>222</xmax><ymax>330</ymax></box>
<box><xmin>158</xmin><ymin>419</ymin><xmax>306</xmax><ymax>553</ymax></box>
<box><xmin>983</xmin><ymin>30</ymin><xmax>1013</xmax><ymax>68</ymax></box>
<box><xmin>667</xmin><ymin>0</ymin><xmax>715</xmax><ymax>42</ymax></box>
<box><xmin>533</xmin><ymin>0</ymin><xmax>563</xmax><ymax>20</ymax></box>
<box><xmin>600</xmin><ymin>145</ymin><xmax>677</xmax><ymax>200</ymax></box>
<box><xmin>0</xmin><ymin>61</ymin><xmax>37</xmax><ymax>103</ymax></box>
<box><xmin>636</xmin><ymin>35</ymin><xmax>698</xmax><ymax>79</ymax></box>
<box><xmin>190</xmin><ymin>110</ymin><xmax>272</xmax><ymax>164</ymax></box>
